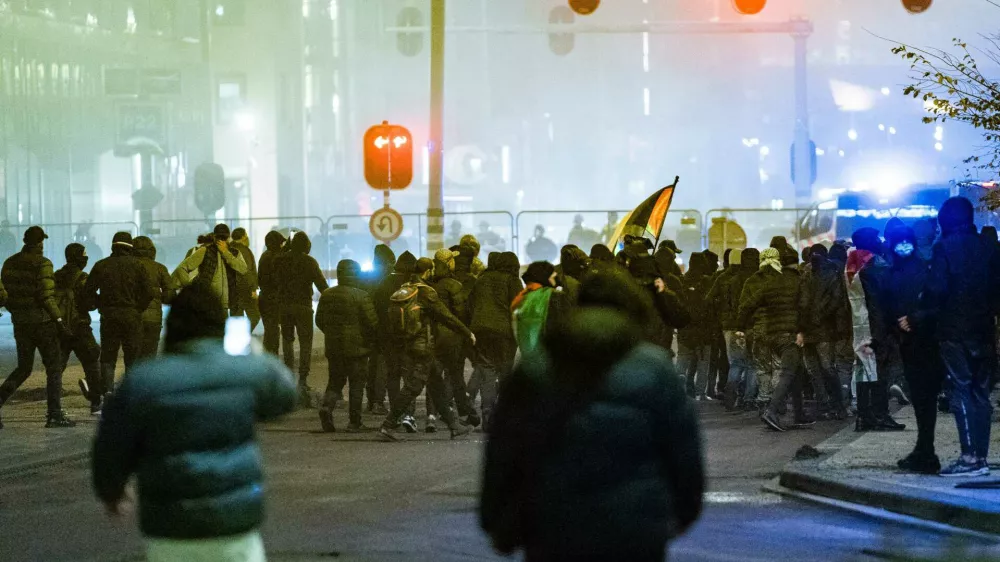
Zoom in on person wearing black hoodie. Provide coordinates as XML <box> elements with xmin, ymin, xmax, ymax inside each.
<box><xmin>373</xmin><ymin>251</ymin><xmax>418</xmax><ymax>427</ymax></box>
<box><xmin>677</xmin><ymin>253</ymin><xmax>715</xmax><ymax>399</ymax></box>
<box><xmin>468</xmin><ymin>252</ymin><xmax>523</xmax><ymax>427</ymax></box>
<box><xmin>557</xmin><ymin>245</ymin><xmax>589</xmax><ymax>305</ymax></box>
<box><xmin>55</xmin><ymin>243</ymin><xmax>103</xmax><ymax>414</ymax></box>
<box><xmin>629</xmin><ymin>255</ymin><xmax>691</xmax><ymax>349</ymax></box>
<box><xmin>797</xmin><ymin>244</ymin><xmax>852</xmax><ymax>420</ymax></box>
<box><xmin>431</xmin><ymin>247</ymin><xmax>480</xmax><ymax>429</ymax></box>
<box><xmin>919</xmin><ymin>197</ymin><xmax>1000</xmax><ymax>476</ymax></box>
<box><xmin>363</xmin><ymin>244</ymin><xmax>396</xmax><ymax>415</ymax></box>
<box><xmin>275</xmin><ymin>232</ymin><xmax>328</xmax><ymax>405</ymax></box>
<box><xmin>716</xmin><ymin>249</ymin><xmax>760</xmax><ymax>410</ymax></box>
<box><xmin>257</xmin><ymin>231</ymin><xmax>287</xmax><ymax>356</ymax></box>
<box><xmin>884</xmin><ymin>226</ymin><xmax>943</xmax><ymax>474</ymax></box>
<box><xmin>481</xmin><ymin>268</ymin><xmax>704</xmax><ymax>562</ymax></box>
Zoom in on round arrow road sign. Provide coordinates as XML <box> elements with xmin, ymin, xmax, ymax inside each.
<box><xmin>370</xmin><ymin>207</ymin><xmax>404</xmax><ymax>243</ymax></box>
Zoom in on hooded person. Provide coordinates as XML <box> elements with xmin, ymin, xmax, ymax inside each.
<box><xmin>132</xmin><ymin>236</ymin><xmax>176</xmax><ymax>360</ymax></box>
<box><xmin>461</xmin><ymin>234</ymin><xmax>486</xmax><ymax>276</ymax></box>
<box><xmin>556</xmin><ymin>245</ymin><xmax>589</xmax><ymax>304</ymax></box>
<box><xmin>371</xmin><ymin>251</ymin><xmax>418</xmax><ymax>420</ymax></box>
<box><xmin>676</xmin><ymin>253</ymin><xmax>717</xmax><ymax>399</ymax></box>
<box><xmin>629</xmin><ymin>255</ymin><xmax>691</xmax><ymax>350</ymax></box>
<box><xmin>918</xmin><ymin>197</ymin><xmax>1000</xmax><ymax>476</ymax></box>
<box><xmin>654</xmin><ymin>245</ymin><xmax>683</xmax><ymax>293</ymax></box>
<box><xmin>719</xmin><ymin>248</ymin><xmax>761</xmax><ymax>410</ymax></box>
<box><xmin>912</xmin><ymin>219</ymin><xmax>937</xmax><ymax>262</ymax></box>
<box><xmin>845</xmin><ymin>227</ymin><xmax>906</xmax><ymax>434</ymax></box>
<box><xmin>481</xmin><ymin>268</ymin><xmax>705</xmax><ymax>562</ymax></box>
<box><xmin>54</xmin><ymin>242</ymin><xmax>103</xmax><ymax>414</ymax></box>
<box><xmin>274</xmin><ymin>232</ymin><xmax>329</xmax><ymax>405</ymax></box>
<box><xmin>173</xmin><ymin>224</ymin><xmax>249</xmax><ymax>317</ymax></box>
<box><xmin>512</xmin><ymin>261</ymin><xmax>573</xmax><ymax>360</ymax></box>
<box><xmin>378</xmin><ymin>257</ymin><xmax>475</xmax><ymax>441</ymax></box>
<box><xmin>468</xmin><ymin>249</ymin><xmax>525</xmax><ymax>428</ymax></box>
<box><xmin>796</xmin><ymin>243</ymin><xmax>852</xmax><ymax>420</ymax></box>
<box><xmin>257</xmin><ymin>230</ymin><xmax>288</xmax><ymax>356</ymax></box>
<box><xmin>315</xmin><ymin>259</ymin><xmax>378</xmax><ymax>432</ymax></box>
<box><xmin>229</xmin><ymin>228</ymin><xmax>260</xmax><ymax>331</ymax></box>
<box><xmin>368</xmin><ymin>244</ymin><xmax>397</xmax><ymax>292</ymax></box>
<box><xmin>85</xmin><ymin>231</ymin><xmax>154</xmax><ymax>398</ymax></box>
<box><xmin>883</xmin><ymin>226</ymin><xmax>944</xmax><ymax>474</ymax></box>
<box><xmin>360</xmin><ymin>244</ymin><xmax>396</xmax><ymax>415</ymax></box>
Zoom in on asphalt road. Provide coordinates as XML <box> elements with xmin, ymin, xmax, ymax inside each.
<box><xmin>1</xmin><ymin>403</ymin><xmax>998</xmax><ymax>562</ymax></box>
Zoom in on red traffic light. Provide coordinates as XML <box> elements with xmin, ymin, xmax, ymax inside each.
<box><xmin>364</xmin><ymin>122</ymin><xmax>413</xmax><ymax>190</ymax></box>
<box><xmin>732</xmin><ymin>0</ymin><xmax>766</xmax><ymax>15</ymax></box>
<box><xmin>901</xmin><ymin>0</ymin><xmax>932</xmax><ymax>14</ymax></box>
<box><xmin>568</xmin><ymin>0</ymin><xmax>600</xmax><ymax>16</ymax></box>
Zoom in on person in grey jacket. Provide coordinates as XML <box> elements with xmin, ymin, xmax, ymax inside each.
<box><xmin>92</xmin><ymin>283</ymin><xmax>296</xmax><ymax>562</ymax></box>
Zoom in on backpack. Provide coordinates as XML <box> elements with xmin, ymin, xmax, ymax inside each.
<box><xmin>54</xmin><ymin>269</ymin><xmax>84</xmax><ymax>327</ymax></box>
<box><xmin>514</xmin><ymin>288</ymin><xmax>553</xmax><ymax>356</ymax></box>
<box><xmin>388</xmin><ymin>282</ymin><xmax>428</xmax><ymax>339</ymax></box>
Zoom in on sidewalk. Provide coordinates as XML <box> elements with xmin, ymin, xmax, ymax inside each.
<box><xmin>779</xmin><ymin>405</ymin><xmax>1000</xmax><ymax>535</ymax></box>
<box><xmin>0</xmin><ymin>395</ymin><xmax>96</xmax><ymax>477</ymax></box>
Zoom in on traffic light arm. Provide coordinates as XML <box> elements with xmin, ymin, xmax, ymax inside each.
<box><xmin>386</xmin><ymin>19</ymin><xmax>813</xmax><ymax>37</ymax></box>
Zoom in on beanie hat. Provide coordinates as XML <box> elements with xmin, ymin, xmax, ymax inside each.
<box><xmin>938</xmin><ymin>197</ymin><xmax>974</xmax><ymax>233</ymax></box>
<box><xmin>851</xmin><ymin>227</ymin><xmax>882</xmax><ymax>254</ymax></box>
<box><xmin>213</xmin><ymin>223</ymin><xmax>231</xmax><ymax>240</ymax></box>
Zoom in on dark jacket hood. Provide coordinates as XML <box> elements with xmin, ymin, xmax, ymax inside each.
<box><xmin>264</xmin><ymin>231</ymin><xmax>286</xmax><ymax>251</ymax></box>
<box><xmin>544</xmin><ymin>308</ymin><xmax>642</xmax><ymax>388</ymax></box>
<box><xmin>373</xmin><ymin>244</ymin><xmax>396</xmax><ymax>271</ymax></box>
<box><xmin>741</xmin><ymin>248</ymin><xmax>760</xmax><ymax>271</ymax></box>
<box><xmin>499</xmin><ymin>252</ymin><xmax>521</xmax><ymax>276</ymax></box>
<box><xmin>337</xmin><ymin>259</ymin><xmax>362</xmax><ymax>287</ymax></box>
<box><xmin>133</xmin><ymin>237</ymin><xmax>156</xmax><ymax>260</ymax></box>
<box><xmin>938</xmin><ymin>196</ymin><xmax>975</xmax><ymax>235</ymax></box>
<box><xmin>395</xmin><ymin>251</ymin><xmax>417</xmax><ymax>274</ymax></box>
<box><xmin>290</xmin><ymin>232</ymin><xmax>312</xmax><ymax>254</ymax></box>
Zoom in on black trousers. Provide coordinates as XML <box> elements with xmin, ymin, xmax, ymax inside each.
<box><xmin>366</xmin><ymin>350</ymin><xmax>388</xmax><ymax>408</ymax></box>
<box><xmin>387</xmin><ymin>350</ymin><xmax>456</xmax><ymax>427</ymax></box>
<box><xmin>384</xmin><ymin>343</ymin><xmax>413</xmax><ymax>417</ymax></box>
<box><xmin>901</xmin><ymin>338</ymin><xmax>944</xmax><ymax>457</ymax></box>
<box><xmin>60</xmin><ymin>325</ymin><xmax>102</xmax><ymax>405</ymax></box>
<box><xmin>472</xmin><ymin>331</ymin><xmax>517</xmax><ymax>422</ymax></box>
<box><xmin>281</xmin><ymin>304</ymin><xmax>315</xmax><ymax>384</ymax></box>
<box><xmin>138</xmin><ymin>321</ymin><xmax>162</xmax><ymax>360</ymax></box>
<box><xmin>437</xmin><ymin>340</ymin><xmax>475</xmax><ymax>418</ymax></box>
<box><xmin>324</xmin><ymin>355</ymin><xmax>368</xmax><ymax>425</ymax></box>
<box><xmin>940</xmin><ymin>339</ymin><xmax>995</xmax><ymax>459</ymax></box>
<box><xmin>0</xmin><ymin>321</ymin><xmax>64</xmax><ymax>414</ymax></box>
<box><xmin>259</xmin><ymin>299</ymin><xmax>281</xmax><ymax>356</ymax></box>
<box><xmin>99</xmin><ymin>309</ymin><xmax>142</xmax><ymax>395</ymax></box>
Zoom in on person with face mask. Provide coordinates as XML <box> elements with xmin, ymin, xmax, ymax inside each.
<box><xmin>378</xmin><ymin>258</ymin><xmax>476</xmax><ymax>441</ymax></box>
<box><xmin>885</xmin><ymin>226</ymin><xmax>943</xmax><ymax>474</ymax></box>
<box><xmin>54</xmin><ymin>243</ymin><xmax>103</xmax><ymax>414</ymax></box>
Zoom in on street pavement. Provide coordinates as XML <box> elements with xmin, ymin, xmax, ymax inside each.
<box><xmin>3</xmin><ymin>372</ymin><xmax>1000</xmax><ymax>562</ymax></box>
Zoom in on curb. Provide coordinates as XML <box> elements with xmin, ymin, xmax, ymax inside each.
<box><xmin>0</xmin><ymin>450</ymin><xmax>90</xmax><ymax>478</ymax></box>
<box><xmin>778</xmin><ymin>421</ymin><xmax>1000</xmax><ymax>536</ymax></box>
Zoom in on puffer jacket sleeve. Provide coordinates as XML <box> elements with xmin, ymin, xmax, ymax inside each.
<box><xmin>425</xmin><ymin>287</ymin><xmax>473</xmax><ymax>340</ymax></box>
<box><xmin>37</xmin><ymin>259</ymin><xmax>61</xmax><ymax>321</ymax></box>
<box><xmin>736</xmin><ymin>273</ymin><xmax>765</xmax><ymax>331</ymax></box>
<box><xmin>359</xmin><ymin>292</ymin><xmax>379</xmax><ymax>346</ymax></box>
<box><xmin>315</xmin><ymin>289</ymin><xmax>334</xmax><ymax>334</ymax></box>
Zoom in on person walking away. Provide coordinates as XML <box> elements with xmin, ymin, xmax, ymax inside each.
<box><xmin>525</xmin><ymin>225</ymin><xmax>558</xmax><ymax>263</ymax></box>
<box><xmin>132</xmin><ymin>237</ymin><xmax>176</xmax><ymax>360</ymax></box>
<box><xmin>919</xmin><ymin>197</ymin><xmax>1000</xmax><ymax>476</ymax></box>
<box><xmin>85</xmin><ymin>232</ymin><xmax>152</xmax><ymax>399</ymax></box>
<box><xmin>628</xmin><ymin>255</ymin><xmax>691</xmax><ymax>349</ymax></box>
<box><xmin>711</xmin><ymin>249</ymin><xmax>751</xmax><ymax>410</ymax></box>
<box><xmin>92</xmin><ymin>284</ymin><xmax>297</xmax><ymax>562</ymax></box>
<box><xmin>481</xmin><ymin>269</ymin><xmax>704</xmax><ymax>562</ymax></box>
<box><xmin>0</xmin><ymin>226</ymin><xmax>75</xmax><ymax>428</ymax></box>
<box><xmin>885</xmin><ymin>226</ymin><xmax>944</xmax><ymax>474</ymax></box>
<box><xmin>468</xmin><ymin>252</ymin><xmax>523</xmax><ymax>428</ymax></box>
<box><xmin>231</xmin><ymin>228</ymin><xmax>261</xmax><ymax>331</ymax></box>
<box><xmin>737</xmin><ymin>247</ymin><xmax>807</xmax><ymax>431</ymax></box>
<box><xmin>363</xmin><ymin>244</ymin><xmax>396</xmax><ymax>415</ymax></box>
<box><xmin>274</xmin><ymin>232</ymin><xmax>328</xmax><ymax>407</ymax></box>
<box><xmin>378</xmin><ymin>258</ymin><xmax>476</xmax><ymax>441</ymax></box>
<box><xmin>555</xmin><ymin>245</ymin><xmax>589</xmax><ymax>305</ymax></box>
<box><xmin>257</xmin><ymin>231</ymin><xmax>287</xmax><ymax>356</ymax></box>
<box><xmin>431</xmin><ymin>248</ymin><xmax>480</xmax><ymax>429</ymax></box>
<box><xmin>373</xmin><ymin>251</ymin><xmax>417</xmax><ymax>426</ymax></box>
<box><xmin>846</xmin><ymin>228</ymin><xmax>906</xmax><ymax>433</ymax></box>
<box><xmin>54</xmin><ymin>243</ymin><xmax>103</xmax><ymax>414</ymax></box>
<box><xmin>677</xmin><ymin>253</ymin><xmax>715</xmax><ymax>400</ymax></box>
<box><xmin>315</xmin><ymin>259</ymin><xmax>378</xmax><ymax>432</ymax></box>
<box><xmin>173</xmin><ymin>224</ymin><xmax>249</xmax><ymax>316</ymax></box>
<box><xmin>512</xmin><ymin>261</ymin><xmax>571</xmax><ymax>358</ymax></box>
<box><xmin>796</xmin><ymin>244</ymin><xmax>852</xmax><ymax>420</ymax></box>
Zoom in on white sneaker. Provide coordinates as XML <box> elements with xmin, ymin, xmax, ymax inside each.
<box><xmin>401</xmin><ymin>415</ymin><xmax>417</xmax><ymax>433</ymax></box>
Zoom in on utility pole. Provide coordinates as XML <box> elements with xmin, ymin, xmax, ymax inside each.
<box><xmin>427</xmin><ymin>0</ymin><xmax>446</xmax><ymax>255</ymax></box>
<box><xmin>792</xmin><ymin>29</ymin><xmax>811</xmax><ymax>207</ymax></box>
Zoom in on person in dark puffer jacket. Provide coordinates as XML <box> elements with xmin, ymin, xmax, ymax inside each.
<box><xmin>432</xmin><ymin>248</ymin><xmax>479</xmax><ymax>428</ymax></box>
<box><xmin>677</xmin><ymin>253</ymin><xmax>715</xmax><ymax>399</ymax></box>
<box><xmin>132</xmin><ymin>236</ymin><xmax>176</xmax><ymax>360</ymax></box>
<box><xmin>0</xmin><ymin>226</ymin><xmax>74</xmax><ymax>428</ymax></box>
<box><xmin>55</xmin><ymin>243</ymin><xmax>103</xmax><ymax>414</ymax></box>
<box><xmin>92</xmin><ymin>283</ymin><xmax>296</xmax><ymax>561</ymax></box>
<box><xmin>468</xmin><ymin>252</ymin><xmax>524</xmax><ymax>427</ymax></box>
<box><xmin>719</xmin><ymin>248</ymin><xmax>760</xmax><ymax>410</ymax></box>
<box><xmin>363</xmin><ymin>244</ymin><xmax>396</xmax><ymax>415</ymax></box>
<box><xmin>275</xmin><ymin>232</ymin><xmax>328</xmax><ymax>403</ymax></box>
<box><xmin>738</xmin><ymin>247</ymin><xmax>805</xmax><ymax>431</ymax></box>
<box><xmin>481</xmin><ymin>268</ymin><xmax>705</xmax><ymax>562</ymax></box>
<box><xmin>372</xmin><ymin>251</ymin><xmax>417</xmax><ymax>423</ymax></box>
<box><xmin>316</xmin><ymin>259</ymin><xmax>378</xmax><ymax>433</ymax></box>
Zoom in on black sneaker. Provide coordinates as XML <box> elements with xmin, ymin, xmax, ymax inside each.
<box><xmin>450</xmin><ymin>424</ymin><xmax>472</xmax><ymax>440</ymax></box>
<box><xmin>78</xmin><ymin>379</ymin><xmax>92</xmax><ymax>402</ymax></box>
<box><xmin>940</xmin><ymin>458</ymin><xmax>990</xmax><ymax>478</ymax></box>
<box><xmin>401</xmin><ymin>415</ymin><xmax>417</xmax><ymax>434</ymax></box>
<box><xmin>345</xmin><ymin>422</ymin><xmax>367</xmax><ymax>433</ymax></box>
<box><xmin>378</xmin><ymin>426</ymin><xmax>402</xmax><ymax>442</ymax></box>
<box><xmin>319</xmin><ymin>409</ymin><xmax>335</xmax><ymax>433</ymax></box>
<box><xmin>897</xmin><ymin>453</ymin><xmax>941</xmax><ymax>475</ymax></box>
<box><xmin>875</xmin><ymin>416</ymin><xmax>906</xmax><ymax>431</ymax></box>
<box><xmin>761</xmin><ymin>411</ymin><xmax>786</xmax><ymax>432</ymax></box>
<box><xmin>464</xmin><ymin>414</ymin><xmax>482</xmax><ymax>428</ymax></box>
<box><xmin>45</xmin><ymin>411</ymin><xmax>77</xmax><ymax>428</ymax></box>
<box><xmin>425</xmin><ymin>415</ymin><xmax>438</xmax><ymax>434</ymax></box>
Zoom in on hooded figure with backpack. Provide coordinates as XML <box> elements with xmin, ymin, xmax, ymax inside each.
<box><xmin>431</xmin><ymin>248</ymin><xmax>480</xmax><ymax>429</ymax></box>
<box><xmin>54</xmin><ymin>243</ymin><xmax>103</xmax><ymax>414</ymax></box>
<box><xmin>378</xmin><ymin>258</ymin><xmax>476</xmax><ymax>441</ymax></box>
<box><xmin>373</xmin><ymin>251</ymin><xmax>417</xmax><ymax>425</ymax></box>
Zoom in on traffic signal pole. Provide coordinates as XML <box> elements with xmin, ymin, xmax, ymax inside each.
<box><xmin>792</xmin><ymin>32</ymin><xmax>811</xmax><ymax>207</ymax></box>
<box><xmin>427</xmin><ymin>0</ymin><xmax>446</xmax><ymax>254</ymax></box>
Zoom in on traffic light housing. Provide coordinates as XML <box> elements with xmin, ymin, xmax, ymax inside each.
<box><xmin>568</xmin><ymin>0</ymin><xmax>600</xmax><ymax>16</ymax></box>
<box><xmin>193</xmin><ymin>163</ymin><xmax>226</xmax><ymax>216</ymax></box>
<box><xmin>901</xmin><ymin>0</ymin><xmax>932</xmax><ymax>14</ymax></box>
<box><xmin>364</xmin><ymin>122</ymin><xmax>414</xmax><ymax>190</ymax></box>
<box><xmin>549</xmin><ymin>6</ymin><xmax>575</xmax><ymax>56</ymax></box>
<box><xmin>397</xmin><ymin>7</ymin><xmax>423</xmax><ymax>56</ymax></box>
<box><xmin>732</xmin><ymin>0</ymin><xmax>766</xmax><ymax>15</ymax></box>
